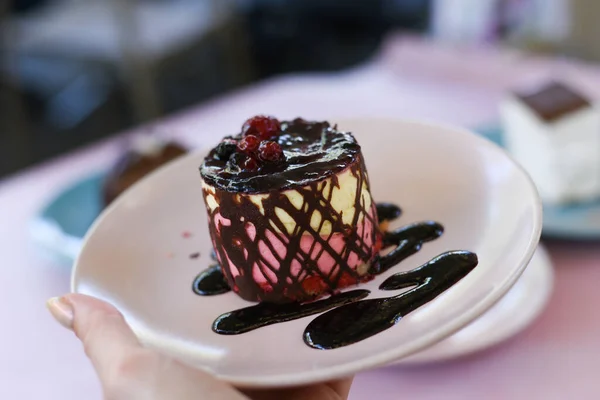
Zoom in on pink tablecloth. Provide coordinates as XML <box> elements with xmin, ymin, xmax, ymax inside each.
<box><xmin>1</xmin><ymin>37</ymin><xmax>599</xmax><ymax>399</ymax></box>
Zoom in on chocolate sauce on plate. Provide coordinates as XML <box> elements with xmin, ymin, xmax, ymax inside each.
<box><xmin>375</xmin><ymin>203</ymin><xmax>402</xmax><ymax>223</ymax></box>
<box><xmin>370</xmin><ymin>221</ymin><xmax>444</xmax><ymax>274</ymax></box>
<box><xmin>213</xmin><ymin>290</ymin><xmax>369</xmax><ymax>335</ymax></box>
<box><xmin>192</xmin><ymin>265</ymin><xmax>231</xmax><ymax>296</ymax></box>
<box><xmin>192</xmin><ymin>203</ymin><xmax>478</xmax><ymax>349</ymax></box>
<box><xmin>303</xmin><ymin>251</ymin><xmax>478</xmax><ymax>349</ymax></box>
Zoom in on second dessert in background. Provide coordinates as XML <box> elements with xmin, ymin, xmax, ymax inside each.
<box><xmin>501</xmin><ymin>81</ymin><xmax>600</xmax><ymax>205</ymax></box>
<box><xmin>103</xmin><ymin>135</ymin><xmax>188</xmax><ymax>206</ymax></box>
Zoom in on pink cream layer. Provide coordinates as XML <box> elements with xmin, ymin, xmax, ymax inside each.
<box><xmin>210</xmin><ymin>207</ymin><xmax>379</xmax><ymax>287</ymax></box>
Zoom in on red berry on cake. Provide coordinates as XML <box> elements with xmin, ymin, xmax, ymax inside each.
<box><xmin>237</xmin><ymin>135</ymin><xmax>260</xmax><ymax>154</ymax></box>
<box><xmin>258</xmin><ymin>140</ymin><xmax>284</xmax><ymax>162</ymax></box>
<box><xmin>242</xmin><ymin>115</ymin><xmax>281</xmax><ymax>140</ymax></box>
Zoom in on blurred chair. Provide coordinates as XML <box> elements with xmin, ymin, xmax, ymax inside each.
<box><xmin>238</xmin><ymin>0</ymin><xmax>431</xmax><ymax>77</ymax></box>
<box><xmin>561</xmin><ymin>0</ymin><xmax>600</xmax><ymax>61</ymax></box>
<box><xmin>0</xmin><ymin>0</ymin><xmax>254</xmax><ymax>176</ymax></box>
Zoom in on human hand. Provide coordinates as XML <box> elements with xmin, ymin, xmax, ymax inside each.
<box><xmin>47</xmin><ymin>294</ymin><xmax>353</xmax><ymax>400</ymax></box>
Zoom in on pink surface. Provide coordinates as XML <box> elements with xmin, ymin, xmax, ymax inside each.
<box><xmin>1</xmin><ymin>36</ymin><xmax>599</xmax><ymax>399</ymax></box>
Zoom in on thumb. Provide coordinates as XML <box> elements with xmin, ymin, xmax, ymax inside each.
<box><xmin>46</xmin><ymin>294</ymin><xmax>248</xmax><ymax>400</ymax></box>
<box><xmin>46</xmin><ymin>294</ymin><xmax>142</xmax><ymax>383</ymax></box>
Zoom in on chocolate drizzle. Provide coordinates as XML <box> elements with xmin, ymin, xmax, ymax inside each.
<box><xmin>192</xmin><ymin>265</ymin><xmax>231</xmax><ymax>296</ymax></box>
<box><xmin>213</xmin><ymin>290</ymin><xmax>369</xmax><ymax>335</ymax></box>
<box><xmin>201</xmin><ymin>119</ymin><xmax>361</xmax><ymax>193</ymax></box>
<box><xmin>376</xmin><ymin>203</ymin><xmax>402</xmax><ymax>223</ymax></box>
<box><xmin>202</xmin><ymin>152</ymin><xmax>382</xmax><ymax>303</ymax></box>
<box><xmin>303</xmin><ymin>251</ymin><xmax>478</xmax><ymax>349</ymax></box>
<box><xmin>192</xmin><ymin>202</ymin><xmax>479</xmax><ymax>350</ymax></box>
<box><xmin>370</xmin><ymin>221</ymin><xmax>444</xmax><ymax>274</ymax></box>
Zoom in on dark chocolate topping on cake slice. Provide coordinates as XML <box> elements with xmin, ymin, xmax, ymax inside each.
<box><xmin>103</xmin><ymin>140</ymin><xmax>188</xmax><ymax>205</ymax></box>
<box><xmin>515</xmin><ymin>81</ymin><xmax>591</xmax><ymax>122</ymax></box>
<box><xmin>200</xmin><ymin>118</ymin><xmax>361</xmax><ymax>193</ymax></box>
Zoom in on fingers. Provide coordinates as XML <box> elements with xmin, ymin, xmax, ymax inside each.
<box><xmin>47</xmin><ymin>294</ymin><xmax>248</xmax><ymax>400</ymax></box>
<box><xmin>243</xmin><ymin>377</ymin><xmax>354</xmax><ymax>400</ymax></box>
<box><xmin>325</xmin><ymin>378</ymin><xmax>354</xmax><ymax>399</ymax></box>
<box><xmin>47</xmin><ymin>294</ymin><xmax>354</xmax><ymax>400</ymax></box>
<box><xmin>48</xmin><ymin>293</ymin><xmax>141</xmax><ymax>384</ymax></box>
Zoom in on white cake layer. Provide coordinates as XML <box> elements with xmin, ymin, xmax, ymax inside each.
<box><xmin>501</xmin><ymin>98</ymin><xmax>600</xmax><ymax>205</ymax></box>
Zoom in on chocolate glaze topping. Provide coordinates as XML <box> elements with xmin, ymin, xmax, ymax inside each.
<box><xmin>516</xmin><ymin>81</ymin><xmax>591</xmax><ymax>122</ymax></box>
<box><xmin>200</xmin><ymin>119</ymin><xmax>361</xmax><ymax>193</ymax></box>
<box><xmin>103</xmin><ymin>140</ymin><xmax>187</xmax><ymax>205</ymax></box>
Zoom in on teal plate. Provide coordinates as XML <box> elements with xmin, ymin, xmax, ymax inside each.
<box><xmin>30</xmin><ymin>171</ymin><xmax>106</xmax><ymax>266</ymax></box>
<box><xmin>31</xmin><ymin>127</ymin><xmax>600</xmax><ymax>266</ymax></box>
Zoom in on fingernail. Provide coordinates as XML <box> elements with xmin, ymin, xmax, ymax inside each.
<box><xmin>46</xmin><ymin>297</ymin><xmax>74</xmax><ymax>330</ymax></box>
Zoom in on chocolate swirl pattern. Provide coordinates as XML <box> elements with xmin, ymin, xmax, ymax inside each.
<box><xmin>202</xmin><ymin>156</ymin><xmax>382</xmax><ymax>303</ymax></box>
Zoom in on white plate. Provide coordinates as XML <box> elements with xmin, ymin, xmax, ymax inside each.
<box><xmin>72</xmin><ymin>118</ymin><xmax>542</xmax><ymax>388</ymax></box>
<box><xmin>397</xmin><ymin>244</ymin><xmax>553</xmax><ymax>364</ymax></box>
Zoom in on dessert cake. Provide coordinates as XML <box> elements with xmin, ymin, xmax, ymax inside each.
<box><xmin>501</xmin><ymin>81</ymin><xmax>600</xmax><ymax>205</ymax></box>
<box><xmin>103</xmin><ymin>135</ymin><xmax>188</xmax><ymax>206</ymax></box>
<box><xmin>200</xmin><ymin>116</ymin><xmax>383</xmax><ymax>303</ymax></box>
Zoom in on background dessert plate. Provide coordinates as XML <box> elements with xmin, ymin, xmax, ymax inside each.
<box><xmin>72</xmin><ymin>118</ymin><xmax>542</xmax><ymax>388</ymax></box>
<box><xmin>396</xmin><ymin>244</ymin><xmax>553</xmax><ymax>365</ymax></box>
<box><xmin>476</xmin><ymin>124</ymin><xmax>600</xmax><ymax>240</ymax></box>
<box><xmin>29</xmin><ymin>171</ymin><xmax>105</xmax><ymax>267</ymax></box>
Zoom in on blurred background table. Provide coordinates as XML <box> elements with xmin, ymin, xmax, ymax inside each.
<box><xmin>1</xmin><ymin>35</ymin><xmax>600</xmax><ymax>399</ymax></box>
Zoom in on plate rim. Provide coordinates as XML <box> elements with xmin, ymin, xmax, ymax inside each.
<box><xmin>71</xmin><ymin>117</ymin><xmax>543</xmax><ymax>388</ymax></box>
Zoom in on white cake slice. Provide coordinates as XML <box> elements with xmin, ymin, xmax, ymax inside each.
<box><xmin>501</xmin><ymin>81</ymin><xmax>600</xmax><ymax>205</ymax></box>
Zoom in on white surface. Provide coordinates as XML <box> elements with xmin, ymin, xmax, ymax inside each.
<box><xmin>399</xmin><ymin>244</ymin><xmax>553</xmax><ymax>364</ymax></box>
<box><xmin>72</xmin><ymin>118</ymin><xmax>542</xmax><ymax>388</ymax></box>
